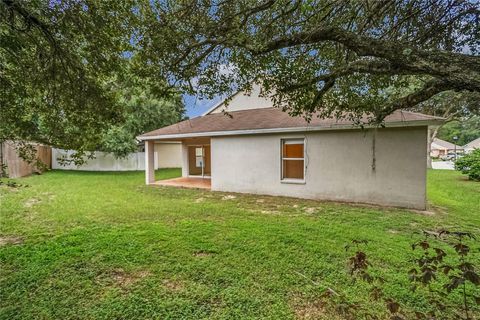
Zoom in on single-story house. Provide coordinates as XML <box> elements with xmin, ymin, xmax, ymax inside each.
<box><xmin>430</xmin><ymin>138</ymin><xmax>464</xmax><ymax>158</ymax></box>
<box><xmin>138</xmin><ymin>87</ymin><xmax>443</xmax><ymax>210</ymax></box>
<box><xmin>463</xmin><ymin>137</ymin><xmax>480</xmax><ymax>153</ymax></box>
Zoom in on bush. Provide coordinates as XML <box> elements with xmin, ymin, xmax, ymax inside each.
<box><xmin>455</xmin><ymin>149</ymin><xmax>480</xmax><ymax>181</ymax></box>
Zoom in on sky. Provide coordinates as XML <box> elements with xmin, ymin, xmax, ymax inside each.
<box><xmin>183</xmin><ymin>94</ymin><xmax>223</xmax><ymax>118</ymax></box>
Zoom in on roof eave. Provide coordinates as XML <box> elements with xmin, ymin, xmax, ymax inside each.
<box><xmin>137</xmin><ymin>119</ymin><xmax>443</xmax><ymax>141</ymax></box>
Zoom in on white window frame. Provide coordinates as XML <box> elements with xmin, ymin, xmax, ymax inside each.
<box><xmin>280</xmin><ymin>138</ymin><xmax>306</xmax><ymax>184</ymax></box>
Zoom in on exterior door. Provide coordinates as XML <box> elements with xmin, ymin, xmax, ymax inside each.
<box><xmin>188</xmin><ymin>146</ymin><xmax>211</xmax><ymax>176</ymax></box>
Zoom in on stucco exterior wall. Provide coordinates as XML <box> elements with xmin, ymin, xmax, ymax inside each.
<box><xmin>211</xmin><ymin>127</ymin><xmax>428</xmax><ymax>209</ymax></box>
<box><xmin>154</xmin><ymin>142</ymin><xmax>182</xmax><ymax>168</ymax></box>
<box><xmin>209</xmin><ymin>84</ymin><xmax>273</xmax><ymax>114</ymax></box>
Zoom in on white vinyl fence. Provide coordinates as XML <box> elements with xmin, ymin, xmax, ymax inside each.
<box><xmin>52</xmin><ymin>149</ymin><xmax>158</xmax><ymax>171</ymax></box>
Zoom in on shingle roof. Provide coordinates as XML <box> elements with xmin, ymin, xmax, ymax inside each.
<box><xmin>139</xmin><ymin>108</ymin><xmax>443</xmax><ymax>140</ymax></box>
<box><xmin>432</xmin><ymin>138</ymin><xmax>463</xmax><ymax>150</ymax></box>
<box><xmin>464</xmin><ymin>137</ymin><xmax>480</xmax><ymax>149</ymax></box>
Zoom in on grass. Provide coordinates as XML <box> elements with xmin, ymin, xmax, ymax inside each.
<box><xmin>0</xmin><ymin>169</ymin><xmax>478</xmax><ymax>319</ymax></box>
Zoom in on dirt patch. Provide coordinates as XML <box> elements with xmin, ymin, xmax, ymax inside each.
<box><xmin>24</xmin><ymin>198</ymin><xmax>41</xmax><ymax>208</ymax></box>
<box><xmin>195</xmin><ymin>197</ymin><xmax>205</xmax><ymax>203</ymax></box>
<box><xmin>260</xmin><ymin>210</ymin><xmax>280</xmax><ymax>215</ymax></box>
<box><xmin>222</xmin><ymin>195</ymin><xmax>236</xmax><ymax>200</ymax></box>
<box><xmin>108</xmin><ymin>269</ymin><xmax>152</xmax><ymax>287</ymax></box>
<box><xmin>162</xmin><ymin>279</ymin><xmax>184</xmax><ymax>292</ymax></box>
<box><xmin>387</xmin><ymin>229</ymin><xmax>399</xmax><ymax>234</ymax></box>
<box><xmin>411</xmin><ymin>209</ymin><xmax>436</xmax><ymax>216</ymax></box>
<box><xmin>256</xmin><ymin>199</ymin><xmax>265</xmax><ymax>203</ymax></box>
<box><xmin>0</xmin><ymin>236</ymin><xmax>23</xmax><ymax>247</ymax></box>
<box><xmin>193</xmin><ymin>250</ymin><xmax>214</xmax><ymax>257</ymax></box>
<box><xmin>291</xmin><ymin>295</ymin><xmax>327</xmax><ymax>319</ymax></box>
<box><xmin>303</xmin><ymin>207</ymin><xmax>317</xmax><ymax>214</ymax></box>
<box><xmin>42</xmin><ymin>192</ymin><xmax>56</xmax><ymax>200</ymax></box>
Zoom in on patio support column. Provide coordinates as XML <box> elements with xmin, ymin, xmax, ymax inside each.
<box><xmin>181</xmin><ymin>142</ymin><xmax>189</xmax><ymax>177</ymax></box>
<box><xmin>145</xmin><ymin>140</ymin><xmax>155</xmax><ymax>185</ymax></box>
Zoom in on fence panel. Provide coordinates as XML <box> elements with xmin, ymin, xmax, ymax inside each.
<box><xmin>51</xmin><ymin>149</ymin><xmax>158</xmax><ymax>171</ymax></box>
<box><xmin>1</xmin><ymin>141</ymin><xmax>52</xmax><ymax>178</ymax></box>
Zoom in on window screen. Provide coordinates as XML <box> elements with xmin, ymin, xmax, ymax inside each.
<box><xmin>195</xmin><ymin>147</ymin><xmax>204</xmax><ymax>168</ymax></box>
<box><xmin>281</xmin><ymin>139</ymin><xmax>304</xmax><ymax>180</ymax></box>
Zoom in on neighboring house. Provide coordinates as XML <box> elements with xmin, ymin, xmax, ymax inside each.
<box><xmin>138</xmin><ymin>87</ymin><xmax>443</xmax><ymax>210</ymax></box>
<box><xmin>463</xmin><ymin>137</ymin><xmax>480</xmax><ymax>153</ymax></box>
<box><xmin>430</xmin><ymin>138</ymin><xmax>464</xmax><ymax>158</ymax></box>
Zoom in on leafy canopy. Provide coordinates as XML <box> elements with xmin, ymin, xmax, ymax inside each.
<box><xmin>0</xmin><ymin>0</ymin><xmax>181</xmax><ymax>156</ymax></box>
<box><xmin>2</xmin><ymin>0</ymin><xmax>479</xmax><ymax>152</ymax></box>
<box><xmin>438</xmin><ymin>116</ymin><xmax>480</xmax><ymax>146</ymax></box>
<box><xmin>137</xmin><ymin>0</ymin><xmax>480</xmax><ymax>123</ymax></box>
<box><xmin>100</xmin><ymin>86</ymin><xmax>184</xmax><ymax>158</ymax></box>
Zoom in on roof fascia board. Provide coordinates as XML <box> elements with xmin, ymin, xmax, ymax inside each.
<box><xmin>138</xmin><ymin>119</ymin><xmax>443</xmax><ymax>141</ymax></box>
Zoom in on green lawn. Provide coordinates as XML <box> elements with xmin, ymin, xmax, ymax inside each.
<box><xmin>0</xmin><ymin>169</ymin><xmax>478</xmax><ymax>319</ymax></box>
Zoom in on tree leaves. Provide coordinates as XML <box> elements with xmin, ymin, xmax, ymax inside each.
<box><xmin>135</xmin><ymin>0</ymin><xmax>480</xmax><ymax>123</ymax></box>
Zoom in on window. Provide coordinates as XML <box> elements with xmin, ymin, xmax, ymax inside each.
<box><xmin>281</xmin><ymin>139</ymin><xmax>305</xmax><ymax>181</ymax></box>
<box><xmin>195</xmin><ymin>147</ymin><xmax>204</xmax><ymax>168</ymax></box>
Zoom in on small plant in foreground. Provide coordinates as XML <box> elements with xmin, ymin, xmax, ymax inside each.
<box><xmin>410</xmin><ymin>230</ymin><xmax>479</xmax><ymax>319</ymax></box>
<box><xmin>324</xmin><ymin>233</ymin><xmax>479</xmax><ymax>320</ymax></box>
<box><xmin>344</xmin><ymin>239</ymin><xmax>405</xmax><ymax>320</ymax></box>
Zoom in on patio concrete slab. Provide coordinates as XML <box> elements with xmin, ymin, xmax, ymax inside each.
<box><xmin>152</xmin><ymin>177</ymin><xmax>211</xmax><ymax>189</ymax></box>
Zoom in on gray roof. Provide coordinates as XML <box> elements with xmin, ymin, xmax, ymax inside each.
<box><xmin>464</xmin><ymin>137</ymin><xmax>480</xmax><ymax>149</ymax></box>
<box><xmin>432</xmin><ymin>138</ymin><xmax>463</xmax><ymax>150</ymax></box>
<box><xmin>139</xmin><ymin>108</ymin><xmax>443</xmax><ymax>140</ymax></box>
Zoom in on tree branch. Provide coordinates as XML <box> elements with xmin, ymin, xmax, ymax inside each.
<box><xmin>245</xmin><ymin>26</ymin><xmax>480</xmax><ymax>92</ymax></box>
<box><xmin>375</xmin><ymin>79</ymin><xmax>450</xmax><ymax>122</ymax></box>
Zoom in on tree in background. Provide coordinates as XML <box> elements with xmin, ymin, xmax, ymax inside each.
<box><xmin>437</xmin><ymin>116</ymin><xmax>480</xmax><ymax>146</ymax></box>
<box><xmin>1</xmin><ymin>1</ymin><xmax>133</xmax><ymax>151</ymax></box>
<box><xmin>407</xmin><ymin>89</ymin><xmax>479</xmax><ymax>166</ymax></box>
<box><xmin>0</xmin><ymin>1</ymin><xmax>182</xmax><ymax>164</ymax></box>
<box><xmin>100</xmin><ymin>86</ymin><xmax>184</xmax><ymax>158</ymax></box>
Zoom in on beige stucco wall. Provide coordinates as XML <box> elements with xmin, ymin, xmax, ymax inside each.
<box><xmin>210</xmin><ymin>127</ymin><xmax>428</xmax><ymax>209</ymax></box>
<box><xmin>154</xmin><ymin>142</ymin><xmax>182</xmax><ymax>168</ymax></box>
<box><xmin>209</xmin><ymin>84</ymin><xmax>273</xmax><ymax>114</ymax></box>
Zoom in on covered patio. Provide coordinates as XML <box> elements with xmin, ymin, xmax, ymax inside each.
<box><xmin>143</xmin><ymin>137</ymin><xmax>212</xmax><ymax>186</ymax></box>
<box><xmin>151</xmin><ymin>177</ymin><xmax>211</xmax><ymax>189</ymax></box>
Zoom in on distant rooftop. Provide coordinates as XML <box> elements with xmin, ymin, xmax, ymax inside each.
<box><xmin>432</xmin><ymin>138</ymin><xmax>464</xmax><ymax>150</ymax></box>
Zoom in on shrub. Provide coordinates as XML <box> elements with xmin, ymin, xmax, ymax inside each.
<box><xmin>455</xmin><ymin>149</ymin><xmax>480</xmax><ymax>181</ymax></box>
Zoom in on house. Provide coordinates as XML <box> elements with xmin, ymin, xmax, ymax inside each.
<box><xmin>138</xmin><ymin>87</ymin><xmax>443</xmax><ymax>210</ymax></box>
<box><xmin>463</xmin><ymin>137</ymin><xmax>480</xmax><ymax>153</ymax></box>
<box><xmin>430</xmin><ymin>138</ymin><xmax>464</xmax><ymax>158</ymax></box>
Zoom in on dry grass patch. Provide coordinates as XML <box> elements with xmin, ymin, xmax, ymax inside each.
<box><xmin>24</xmin><ymin>197</ymin><xmax>41</xmax><ymax>208</ymax></box>
<box><xmin>290</xmin><ymin>294</ymin><xmax>328</xmax><ymax>320</ymax></box>
<box><xmin>192</xmin><ymin>250</ymin><xmax>214</xmax><ymax>258</ymax></box>
<box><xmin>102</xmin><ymin>269</ymin><xmax>152</xmax><ymax>288</ymax></box>
<box><xmin>303</xmin><ymin>207</ymin><xmax>317</xmax><ymax>214</ymax></box>
<box><xmin>0</xmin><ymin>235</ymin><xmax>23</xmax><ymax>246</ymax></box>
<box><xmin>162</xmin><ymin>279</ymin><xmax>185</xmax><ymax>292</ymax></box>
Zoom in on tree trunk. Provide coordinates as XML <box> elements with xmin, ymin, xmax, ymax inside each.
<box><xmin>427</xmin><ymin>126</ymin><xmax>440</xmax><ymax>169</ymax></box>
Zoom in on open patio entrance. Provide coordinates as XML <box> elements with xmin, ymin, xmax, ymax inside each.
<box><xmin>188</xmin><ymin>145</ymin><xmax>211</xmax><ymax>177</ymax></box>
<box><xmin>144</xmin><ymin>137</ymin><xmax>212</xmax><ymax>189</ymax></box>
